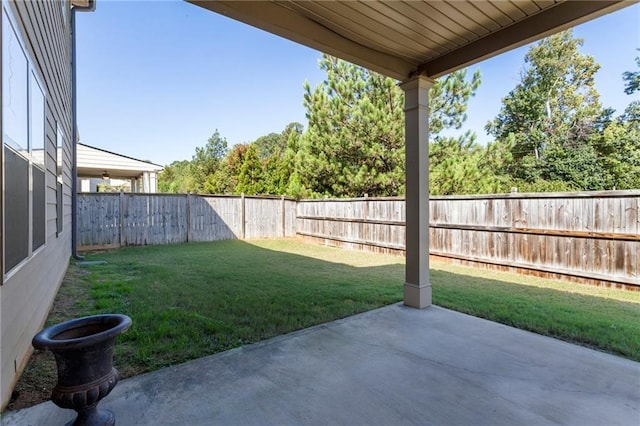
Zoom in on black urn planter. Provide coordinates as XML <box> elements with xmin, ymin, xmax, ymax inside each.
<box><xmin>32</xmin><ymin>314</ymin><xmax>132</xmax><ymax>426</ymax></box>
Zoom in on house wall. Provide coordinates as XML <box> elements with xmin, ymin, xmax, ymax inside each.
<box><xmin>1</xmin><ymin>0</ymin><xmax>73</xmax><ymax>408</ymax></box>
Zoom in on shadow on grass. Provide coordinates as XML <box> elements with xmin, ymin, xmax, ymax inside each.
<box><xmin>51</xmin><ymin>240</ymin><xmax>640</xmax><ymax>367</ymax></box>
<box><xmin>43</xmin><ymin>241</ymin><xmax>406</xmax><ymax>376</ymax></box>
<box><xmin>7</xmin><ymin>239</ymin><xmax>639</xmax><ymax>411</ymax></box>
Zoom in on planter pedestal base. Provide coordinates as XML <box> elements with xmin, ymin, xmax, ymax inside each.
<box><xmin>66</xmin><ymin>406</ymin><xmax>115</xmax><ymax>426</ymax></box>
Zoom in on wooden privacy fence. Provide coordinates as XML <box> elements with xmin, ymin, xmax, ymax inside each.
<box><xmin>78</xmin><ymin>191</ymin><xmax>639</xmax><ymax>288</ymax></box>
<box><xmin>77</xmin><ymin>193</ymin><xmax>296</xmax><ymax>249</ymax></box>
<box><xmin>296</xmin><ymin>192</ymin><xmax>640</xmax><ymax>287</ymax></box>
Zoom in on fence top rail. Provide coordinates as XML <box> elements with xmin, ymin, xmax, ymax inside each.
<box><xmin>298</xmin><ymin>196</ymin><xmax>403</xmax><ymax>203</ymax></box>
<box><xmin>236</xmin><ymin>194</ymin><xmax>296</xmax><ymax>201</ymax></box>
<box><xmin>429</xmin><ymin>190</ymin><xmax>640</xmax><ymax>200</ymax></box>
<box><xmin>79</xmin><ymin>192</ymin><xmax>186</xmax><ymax>197</ymax></box>
<box><xmin>198</xmin><ymin>194</ymin><xmax>296</xmax><ymax>201</ymax></box>
<box><xmin>298</xmin><ymin>190</ymin><xmax>640</xmax><ymax>202</ymax></box>
<box><xmin>79</xmin><ymin>190</ymin><xmax>639</xmax><ymax>201</ymax></box>
<box><xmin>78</xmin><ymin>193</ymin><xmax>297</xmax><ymax>201</ymax></box>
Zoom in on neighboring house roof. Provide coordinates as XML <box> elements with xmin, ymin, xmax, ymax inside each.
<box><xmin>189</xmin><ymin>1</ymin><xmax>631</xmax><ymax>81</ymax></box>
<box><xmin>76</xmin><ymin>143</ymin><xmax>163</xmax><ymax>179</ymax></box>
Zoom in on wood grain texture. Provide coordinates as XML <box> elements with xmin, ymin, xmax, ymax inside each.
<box><xmin>76</xmin><ymin>193</ymin><xmax>639</xmax><ymax>287</ymax></box>
<box><xmin>78</xmin><ymin>194</ymin><xmax>297</xmax><ymax>247</ymax></box>
<box><xmin>297</xmin><ymin>194</ymin><xmax>640</xmax><ymax>287</ymax></box>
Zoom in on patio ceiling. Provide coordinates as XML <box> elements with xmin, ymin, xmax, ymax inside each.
<box><xmin>188</xmin><ymin>1</ymin><xmax>632</xmax><ymax>81</ymax></box>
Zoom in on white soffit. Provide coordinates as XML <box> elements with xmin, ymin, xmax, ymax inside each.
<box><xmin>188</xmin><ymin>0</ymin><xmax>634</xmax><ymax>80</ymax></box>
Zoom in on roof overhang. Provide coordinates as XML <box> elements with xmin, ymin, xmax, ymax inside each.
<box><xmin>188</xmin><ymin>0</ymin><xmax>635</xmax><ymax>80</ymax></box>
<box><xmin>71</xmin><ymin>0</ymin><xmax>96</xmax><ymax>12</ymax></box>
<box><xmin>75</xmin><ymin>143</ymin><xmax>163</xmax><ymax>179</ymax></box>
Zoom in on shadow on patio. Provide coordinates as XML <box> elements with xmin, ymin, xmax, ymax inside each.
<box><xmin>4</xmin><ymin>302</ymin><xmax>639</xmax><ymax>425</ymax></box>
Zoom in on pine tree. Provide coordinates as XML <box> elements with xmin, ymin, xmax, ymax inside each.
<box><xmin>429</xmin><ymin>133</ymin><xmax>504</xmax><ymax>195</ymax></box>
<box><xmin>236</xmin><ymin>145</ymin><xmax>266</xmax><ymax>195</ymax></box>
<box><xmin>298</xmin><ymin>54</ymin><xmax>481</xmax><ymax>197</ymax></box>
<box><xmin>191</xmin><ymin>130</ymin><xmax>228</xmax><ymax>193</ymax></box>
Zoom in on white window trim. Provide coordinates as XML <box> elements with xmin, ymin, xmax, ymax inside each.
<box><xmin>56</xmin><ymin>121</ymin><xmax>65</xmax><ymax>183</ymax></box>
<box><xmin>56</xmin><ymin>121</ymin><xmax>65</xmax><ymax>237</ymax></box>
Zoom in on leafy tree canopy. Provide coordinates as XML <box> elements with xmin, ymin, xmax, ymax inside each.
<box><xmin>486</xmin><ymin>30</ymin><xmax>608</xmax><ymax>190</ymax></box>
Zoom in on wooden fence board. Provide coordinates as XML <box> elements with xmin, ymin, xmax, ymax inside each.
<box><xmin>77</xmin><ymin>194</ymin><xmax>119</xmax><ymax>246</ymax></box>
<box><xmin>79</xmin><ymin>194</ymin><xmax>296</xmax><ymax>247</ymax></box>
<box><xmin>190</xmin><ymin>196</ymin><xmax>241</xmax><ymax>242</ymax></box>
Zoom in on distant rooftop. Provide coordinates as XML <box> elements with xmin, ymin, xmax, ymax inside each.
<box><xmin>76</xmin><ymin>143</ymin><xmax>163</xmax><ymax>179</ymax></box>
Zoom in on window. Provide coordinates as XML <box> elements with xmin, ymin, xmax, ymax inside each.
<box><xmin>2</xmin><ymin>10</ymin><xmax>28</xmax><ymax>152</ymax></box>
<box><xmin>56</xmin><ymin>122</ymin><xmax>63</xmax><ymax>174</ymax></box>
<box><xmin>4</xmin><ymin>147</ymin><xmax>29</xmax><ymax>270</ymax></box>
<box><xmin>56</xmin><ymin>122</ymin><xmax>64</xmax><ymax>236</ymax></box>
<box><xmin>2</xmin><ymin>6</ymin><xmax>47</xmax><ymax>275</ymax></box>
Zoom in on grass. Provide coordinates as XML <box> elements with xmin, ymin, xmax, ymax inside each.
<box><xmin>7</xmin><ymin>239</ymin><xmax>640</xmax><ymax>410</ymax></box>
<box><xmin>86</xmin><ymin>240</ymin><xmax>404</xmax><ymax>374</ymax></box>
<box><xmin>430</xmin><ymin>263</ymin><xmax>640</xmax><ymax>359</ymax></box>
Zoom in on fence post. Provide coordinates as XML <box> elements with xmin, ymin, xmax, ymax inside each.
<box><xmin>186</xmin><ymin>193</ymin><xmax>191</xmax><ymax>243</ymax></box>
<box><xmin>281</xmin><ymin>195</ymin><xmax>286</xmax><ymax>237</ymax></box>
<box><xmin>119</xmin><ymin>191</ymin><xmax>125</xmax><ymax>247</ymax></box>
<box><xmin>323</xmin><ymin>196</ymin><xmax>328</xmax><ymax>238</ymax></box>
<box><xmin>241</xmin><ymin>193</ymin><xmax>246</xmax><ymax>240</ymax></box>
<box><xmin>363</xmin><ymin>193</ymin><xmax>369</xmax><ymax>242</ymax></box>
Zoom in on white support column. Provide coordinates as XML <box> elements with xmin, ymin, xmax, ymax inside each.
<box><xmin>400</xmin><ymin>76</ymin><xmax>433</xmax><ymax>309</ymax></box>
<box><xmin>149</xmin><ymin>172</ymin><xmax>157</xmax><ymax>193</ymax></box>
<box><xmin>79</xmin><ymin>178</ymin><xmax>90</xmax><ymax>193</ymax></box>
<box><xmin>142</xmin><ymin>172</ymin><xmax>150</xmax><ymax>193</ymax></box>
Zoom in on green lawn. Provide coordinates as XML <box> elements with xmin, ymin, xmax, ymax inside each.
<box><xmin>8</xmin><ymin>239</ymin><xmax>640</xmax><ymax>410</ymax></box>
<box><xmin>81</xmin><ymin>239</ymin><xmax>405</xmax><ymax>375</ymax></box>
<box><xmin>431</xmin><ymin>262</ymin><xmax>640</xmax><ymax>359</ymax></box>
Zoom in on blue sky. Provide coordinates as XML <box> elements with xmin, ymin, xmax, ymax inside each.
<box><xmin>76</xmin><ymin>1</ymin><xmax>640</xmax><ymax>166</ymax></box>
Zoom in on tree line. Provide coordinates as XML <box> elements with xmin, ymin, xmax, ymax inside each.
<box><xmin>159</xmin><ymin>30</ymin><xmax>640</xmax><ymax>197</ymax></box>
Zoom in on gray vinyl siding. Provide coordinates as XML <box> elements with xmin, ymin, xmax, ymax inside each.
<box><xmin>0</xmin><ymin>0</ymin><xmax>73</xmax><ymax>409</ymax></box>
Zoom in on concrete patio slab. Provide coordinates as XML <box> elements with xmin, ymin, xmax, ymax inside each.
<box><xmin>3</xmin><ymin>304</ymin><xmax>639</xmax><ymax>426</ymax></box>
